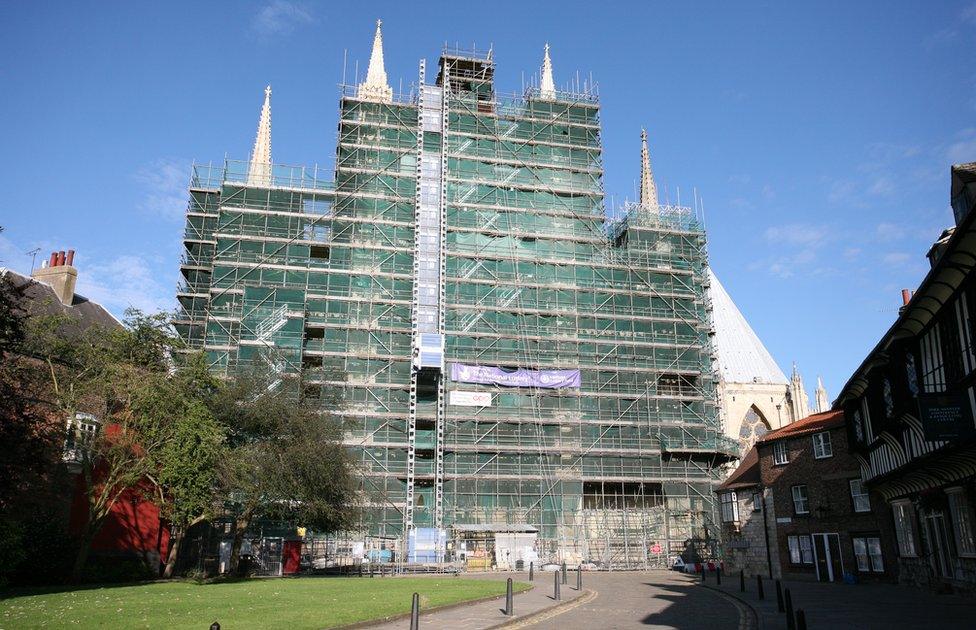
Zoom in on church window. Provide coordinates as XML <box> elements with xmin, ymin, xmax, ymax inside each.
<box><xmin>737</xmin><ymin>406</ymin><xmax>769</xmax><ymax>455</ymax></box>
<box><xmin>883</xmin><ymin>378</ymin><xmax>894</xmax><ymax>418</ymax></box>
<box><xmin>852</xmin><ymin>409</ymin><xmax>864</xmax><ymax>443</ymax></box>
<box><xmin>905</xmin><ymin>353</ymin><xmax>919</xmax><ymax>397</ymax></box>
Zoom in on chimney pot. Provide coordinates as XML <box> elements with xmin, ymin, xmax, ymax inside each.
<box><xmin>66</xmin><ymin>250</ymin><xmax>75</xmax><ymax>266</ymax></box>
<box><xmin>49</xmin><ymin>252</ymin><xmax>58</xmax><ymax>267</ymax></box>
<box><xmin>901</xmin><ymin>289</ymin><xmax>912</xmax><ymax>306</ymax></box>
<box><xmin>57</xmin><ymin>251</ymin><xmax>66</xmax><ymax>266</ymax></box>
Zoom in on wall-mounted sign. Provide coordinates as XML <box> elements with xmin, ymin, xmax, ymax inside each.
<box><xmin>450</xmin><ymin>363</ymin><xmax>581</xmax><ymax>389</ymax></box>
<box><xmin>919</xmin><ymin>393</ymin><xmax>975</xmax><ymax>441</ymax></box>
<box><xmin>776</xmin><ymin>517</ymin><xmax>792</xmax><ymax>524</ymax></box>
<box><xmin>449</xmin><ymin>391</ymin><xmax>493</xmax><ymax>407</ymax></box>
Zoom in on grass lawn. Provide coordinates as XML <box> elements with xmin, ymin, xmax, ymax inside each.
<box><xmin>0</xmin><ymin>576</ymin><xmax>531</xmax><ymax>629</ymax></box>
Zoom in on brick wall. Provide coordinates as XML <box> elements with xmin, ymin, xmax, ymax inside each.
<box><xmin>758</xmin><ymin>424</ymin><xmax>898</xmax><ymax>582</ymax></box>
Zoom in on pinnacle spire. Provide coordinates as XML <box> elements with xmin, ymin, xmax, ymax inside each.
<box><xmin>640</xmin><ymin>129</ymin><xmax>659</xmax><ymax>211</ymax></box>
<box><xmin>359</xmin><ymin>19</ymin><xmax>392</xmax><ymax>104</ymax></box>
<box><xmin>539</xmin><ymin>43</ymin><xmax>556</xmax><ymax>100</ymax></box>
<box><xmin>247</xmin><ymin>85</ymin><xmax>272</xmax><ymax>186</ymax></box>
<box><xmin>815</xmin><ymin>376</ymin><xmax>830</xmax><ymax>413</ymax></box>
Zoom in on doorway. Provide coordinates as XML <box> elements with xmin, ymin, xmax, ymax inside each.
<box><xmin>811</xmin><ymin>533</ymin><xmax>844</xmax><ymax>582</ymax></box>
<box><xmin>923</xmin><ymin>510</ymin><xmax>954</xmax><ymax>579</ymax></box>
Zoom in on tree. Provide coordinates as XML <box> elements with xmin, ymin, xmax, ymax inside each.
<box><xmin>131</xmin><ymin>353</ymin><xmax>225</xmax><ymax>578</ymax></box>
<box><xmin>0</xmin><ymin>271</ymin><xmax>72</xmax><ymax>585</ymax></box>
<box><xmin>213</xmin><ymin>362</ymin><xmax>357</xmax><ymax>576</ymax></box>
<box><xmin>24</xmin><ymin>309</ymin><xmax>180</xmax><ymax>581</ymax></box>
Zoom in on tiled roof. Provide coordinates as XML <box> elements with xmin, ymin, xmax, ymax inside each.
<box><xmin>708</xmin><ymin>269</ymin><xmax>789</xmax><ymax>385</ymax></box>
<box><xmin>2</xmin><ymin>268</ymin><xmax>120</xmax><ymax>333</ymax></box>
<box><xmin>757</xmin><ymin>409</ymin><xmax>845</xmax><ymax>444</ymax></box>
<box><xmin>717</xmin><ymin>445</ymin><xmax>760</xmax><ymax>491</ymax></box>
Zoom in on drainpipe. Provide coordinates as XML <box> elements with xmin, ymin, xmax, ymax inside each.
<box><xmin>760</xmin><ymin>485</ymin><xmax>774</xmax><ymax>578</ymax></box>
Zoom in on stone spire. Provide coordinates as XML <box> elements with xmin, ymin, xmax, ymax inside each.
<box><xmin>640</xmin><ymin>129</ymin><xmax>659</xmax><ymax>211</ymax></box>
<box><xmin>359</xmin><ymin>19</ymin><xmax>393</xmax><ymax>104</ymax></box>
<box><xmin>539</xmin><ymin>43</ymin><xmax>556</xmax><ymax>100</ymax></box>
<box><xmin>247</xmin><ymin>85</ymin><xmax>272</xmax><ymax>186</ymax></box>
<box><xmin>788</xmin><ymin>362</ymin><xmax>811</xmax><ymax>423</ymax></box>
<box><xmin>815</xmin><ymin>376</ymin><xmax>830</xmax><ymax>413</ymax></box>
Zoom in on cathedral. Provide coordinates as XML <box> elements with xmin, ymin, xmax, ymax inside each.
<box><xmin>708</xmin><ymin>272</ymin><xmax>828</xmax><ymax>456</ymax></box>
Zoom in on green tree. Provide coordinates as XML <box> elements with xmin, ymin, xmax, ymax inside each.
<box><xmin>0</xmin><ymin>271</ymin><xmax>73</xmax><ymax>585</ymax></box>
<box><xmin>25</xmin><ymin>309</ymin><xmax>180</xmax><ymax>581</ymax></box>
<box><xmin>213</xmin><ymin>362</ymin><xmax>357</xmax><ymax>576</ymax></box>
<box><xmin>131</xmin><ymin>353</ymin><xmax>225</xmax><ymax>578</ymax></box>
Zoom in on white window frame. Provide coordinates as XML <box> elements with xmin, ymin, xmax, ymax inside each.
<box><xmin>892</xmin><ymin>500</ymin><xmax>918</xmax><ymax>557</ymax></box>
<box><xmin>792</xmin><ymin>484</ymin><xmax>809</xmax><ymax>515</ymax></box>
<box><xmin>812</xmin><ymin>431</ymin><xmax>833</xmax><ymax>459</ymax></box>
<box><xmin>852</xmin><ymin>536</ymin><xmax>885</xmax><ymax>573</ymax></box>
<box><xmin>720</xmin><ymin>491</ymin><xmax>739</xmax><ymax>523</ymax></box>
<box><xmin>787</xmin><ymin>534</ymin><xmax>814</xmax><ymax>564</ymax></box>
<box><xmin>946</xmin><ymin>487</ymin><xmax>976</xmax><ymax>557</ymax></box>
<box><xmin>773</xmin><ymin>441</ymin><xmax>789</xmax><ymax>465</ymax></box>
<box><xmin>752</xmin><ymin>491</ymin><xmax>763</xmax><ymax>512</ymax></box>
<box><xmin>849</xmin><ymin>479</ymin><xmax>870</xmax><ymax>513</ymax></box>
<box><xmin>63</xmin><ymin>412</ymin><xmax>101</xmax><ymax>463</ymax></box>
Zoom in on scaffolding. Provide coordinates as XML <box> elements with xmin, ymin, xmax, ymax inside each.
<box><xmin>174</xmin><ymin>44</ymin><xmax>737</xmax><ymax>570</ymax></box>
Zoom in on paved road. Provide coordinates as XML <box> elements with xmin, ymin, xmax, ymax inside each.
<box><xmin>706</xmin><ymin>572</ymin><xmax>976</xmax><ymax>630</ymax></box>
<box><xmin>527</xmin><ymin>571</ymin><xmax>749</xmax><ymax>630</ymax></box>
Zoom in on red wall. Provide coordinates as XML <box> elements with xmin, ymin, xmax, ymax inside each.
<box><xmin>69</xmin><ymin>474</ymin><xmax>170</xmax><ymax>561</ymax></box>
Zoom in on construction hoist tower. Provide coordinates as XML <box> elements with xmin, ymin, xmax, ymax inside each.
<box><xmin>173</xmin><ymin>22</ymin><xmax>739</xmax><ymax>570</ymax></box>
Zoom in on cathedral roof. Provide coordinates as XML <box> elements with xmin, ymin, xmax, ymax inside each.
<box><xmin>708</xmin><ymin>269</ymin><xmax>789</xmax><ymax>385</ymax></box>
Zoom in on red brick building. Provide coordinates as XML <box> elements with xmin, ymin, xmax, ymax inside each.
<box><xmin>717</xmin><ymin>410</ymin><xmax>897</xmax><ymax>582</ymax></box>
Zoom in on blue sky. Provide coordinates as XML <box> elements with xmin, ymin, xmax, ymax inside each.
<box><xmin>1</xmin><ymin>1</ymin><xmax>975</xmax><ymax>399</ymax></box>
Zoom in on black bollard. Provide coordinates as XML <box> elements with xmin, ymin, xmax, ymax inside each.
<box><xmin>576</xmin><ymin>565</ymin><xmax>582</xmax><ymax>591</ymax></box>
<box><xmin>506</xmin><ymin>577</ymin><xmax>514</xmax><ymax>616</ymax></box>
<box><xmin>716</xmin><ymin>565</ymin><xmax>722</xmax><ymax>586</ymax></box>
<box><xmin>756</xmin><ymin>574</ymin><xmax>764</xmax><ymax>600</ymax></box>
<box><xmin>561</xmin><ymin>561</ymin><xmax>567</xmax><ymax>585</ymax></box>
<box><xmin>739</xmin><ymin>569</ymin><xmax>745</xmax><ymax>592</ymax></box>
<box><xmin>554</xmin><ymin>569</ymin><xmax>561</xmax><ymax>600</ymax></box>
<box><xmin>210</xmin><ymin>623</ymin><xmax>220</xmax><ymax>630</ymax></box>
<box><xmin>796</xmin><ymin>609</ymin><xmax>807</xmax><ymax>630</ymax></box>
<box><xmin>775</xmin><ymin>579</ymin><xmax>784</xmax><ymax>612</ymax></box>
<box><xmin>370</xmin><ymin>564</ymin><xmax>374</xmax><ymax>578</ymax></box>
<box><xmin>700</xmin><ymin>564</ymin><xmax>706</xmax><ymax>583</ymax></box>
<box><xmin>785</xmin><ymin>588</ymin><xmax>795</xmax><ymax>630</ymax></box>
<box><xmin>410</xmin><ymin>592</ymin><xmax>420</xmax><ymax>630</ymax></box>
<box><xmin>529</xmin><ymin>561</ymin><xmax>534</xmax><ymax>582</ymax></box>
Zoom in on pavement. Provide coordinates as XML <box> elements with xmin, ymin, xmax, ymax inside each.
<box><xmin>364</xmin><ymin>570</ymin><xmax>750</xmax><ymax>630</ymax></box>
<box><xmin>701</xmin><ymin>570</ymin><xmax>976</xmax><ymax>630</ymax></box>
<box><xmin>363</xmin><ymin>569</ymin><xmax>587</xmax><ymax>630</ymax></box>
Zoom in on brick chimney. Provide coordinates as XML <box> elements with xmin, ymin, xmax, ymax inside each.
<box><xmin>31</xmin><ymin>249</ymin><xmax>78</xmax><ymax>305</ymax></box>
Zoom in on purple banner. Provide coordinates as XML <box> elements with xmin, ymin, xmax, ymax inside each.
<box><xmin>450</xmin><ymin>363</ymin><xmax>581</xmax><ymax>389</ymax></box>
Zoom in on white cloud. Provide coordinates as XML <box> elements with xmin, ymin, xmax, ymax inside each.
<box><xmin>763</xmin><ymin>223</ymin><xmax>832</xmax><ymax>247</ymax></box>
<box><xmin>134</xmin><ymin>158</ymin><xmax>190</xmax><ymax>222</ymax></box>
<box><xmin>75</xmin><ymin>254</ymin><xmax>175</xmax><ymax>316</ymax></box>
<box><xmin>868</xmin><ymin>176</ymin><xmax>895</xmax><ymax>196</ymax></box>
<box><xmin>875</xmin><ymin>222</ymin><xmax>906</xmax><ymax>242</ymax></box>
<box><xmin>825</xmin><ymin>178</ymin><xmax>861</xmax><ymax>206</ymax></box>
<box><xmin>251</xmin><ymin>1</ymin><xmax>314</xmax><ymax>40</ymax></box>
<box><xmin>945</xmin><ymin>129</ymin><xmax>976</xmax><ymax>164</ymax></box>
<box><xmin>963</xmin><ymin>1</ymin><xmax>976</xmax><ymax>24</ymax></box>
<box><xmin>881</xmin><ymin>251</ymin><xmax>913</xmax><ymax>266</ymax></box>
<box><xmin>843</xmin><ymin>247</ymin><xmax>862</xmax><ymax>260</ymax></box>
